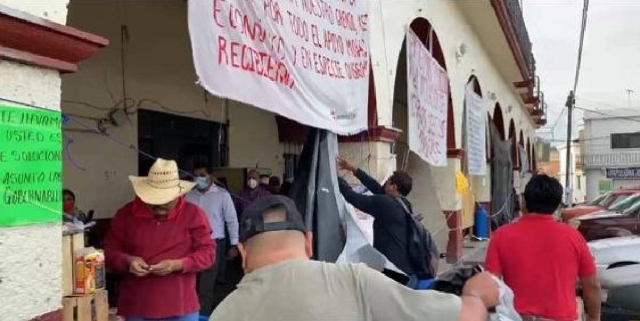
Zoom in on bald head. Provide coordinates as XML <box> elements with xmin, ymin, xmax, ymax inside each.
<box><xmin>238</xmin><ymin>207</ymin><xmax>313</xmax><ymax>273</ymax></box>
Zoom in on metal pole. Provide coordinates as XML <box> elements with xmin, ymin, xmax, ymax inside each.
<box><xmin>565</xmin><ymin>91</ymin><xmax>574</xmax><ymax>207</ymax></box>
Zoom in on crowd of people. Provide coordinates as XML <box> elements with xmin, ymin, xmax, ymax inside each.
<box><xmin>94</xmin><ymin>157</ymin><xmax>601</xmax><ymax>321</ymax></box>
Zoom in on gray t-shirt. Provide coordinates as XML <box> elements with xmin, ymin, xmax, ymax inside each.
<box><xmin>211</xmin><ymin>259</ymin><xmax>461</xmax><ymax>321</ymax></box>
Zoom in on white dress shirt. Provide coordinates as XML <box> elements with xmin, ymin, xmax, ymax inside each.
<box><xmin>185</xmin><ymin>185</ymin><xmax>239</xmax><ymax>245</ymax></box>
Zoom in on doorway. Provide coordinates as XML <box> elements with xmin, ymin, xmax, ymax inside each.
<box><xmin>138</xmin><ymin>109</ymin><xmax>228</xmax><ymax>175</ymax></box>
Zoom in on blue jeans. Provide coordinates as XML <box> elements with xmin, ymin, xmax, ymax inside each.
<box><xmin>126</xmin><ymin>312</ymin><xmax>200</xmax><ymax>321</ymax></box>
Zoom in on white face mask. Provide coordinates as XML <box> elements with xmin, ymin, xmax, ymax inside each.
<box><xmin>248</xmin><ymin>178</ymin><xmax>258</xmax><ymax>189</ymax></box>
<box><xmin>195</xmin><ymin>176</ymin><xmax>209</xmax><ymax>190</ymax></box>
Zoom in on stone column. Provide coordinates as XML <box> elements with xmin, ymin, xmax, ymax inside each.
<box><xmin>0</xmin><ymin>3</ymin><xmax>106</xmax><ymax>319</ymax></box>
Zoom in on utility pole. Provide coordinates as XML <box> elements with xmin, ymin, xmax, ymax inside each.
<box><xmin>565</xmin><ymin>91</ymin><xmax>575</xmax><ymax>207</ymax></box>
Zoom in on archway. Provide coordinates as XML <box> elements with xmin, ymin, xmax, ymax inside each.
<box><xmin>508</xmin><ymin>119</ymin><xmax>517</xmax><ymax>169</ymax></box>
<box><xmin>527</xmin><ymin>137</ymin><xmax>532</xmax><ymax>170</ymax></box>
<box><xmin>391</xmin><ymin>17</ymin><xmax>453</xmax><ymax>259</ymax></box>
<box><xmin>519</xmin><ymin>130</ymin><xmax>524</xmax><ymax>147</ymax></box>
<box><xmin>493</xmin><ymin>104</ymin><xmax>505</xmax><ymax>140</ymax></box>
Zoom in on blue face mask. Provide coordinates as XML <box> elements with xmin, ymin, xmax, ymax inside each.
<box><xmin>195</xmin><ymin>176</ymin><xmax>209</xmax><ymax>190</ymax></box>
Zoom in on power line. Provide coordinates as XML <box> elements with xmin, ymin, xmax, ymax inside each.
<box><xmin>550</xmin><ymin>106</ymin><xmax>566</xmax><ymax>130</ymax></box>
<box><xmin>576</xmin><ymin>96</ymin><xmax>634</xmax><ymax>110</ymax></box>
<box><xmin>564</xmin><ymin>0</ymin><xmax>590</xmax><ymax>207</ymax></box>
<box><xmin>572</xmin><ymin>0</ymin><xmax>590</xmax><ymax>94</ymax></box>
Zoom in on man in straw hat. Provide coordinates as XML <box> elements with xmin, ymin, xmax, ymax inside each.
<box><xmin>210</xmin><ymin>195</ymin><xmax>499</xmax><ymax>321</ymax></box>
<box><xmin>104</xmin><ymin>158</ymin><xmax>215</xmax><ymax>321</ymax></box>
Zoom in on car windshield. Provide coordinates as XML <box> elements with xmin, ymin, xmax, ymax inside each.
<box><xmin>622</xmin><ymin>198</ymin><xmax>640</xmax><ymax>215</ymax></box>
<box><xmin>588</xmin><ymin>193</ymin><xmax>610</xmax><ymax>206</ymax></box>
<box><xmin>609</xmin><ymin>194</ymin><xmax>640</xmax><ymax>213</ymax></box>
<box><xmin>598</xmin><ymin>193</ymin><xmax>619</xmax><ymax>207</ymax></box>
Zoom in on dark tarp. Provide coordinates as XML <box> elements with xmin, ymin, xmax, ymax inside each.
<box><xmin>289</xmin><ymin>128</ymin><xmax>346</xmax><ymax>262</ymax></box>
<box><xmin>490</xmin><ymin>123</ymin><xmax>514</xmax><ymax>228</ymax></box>
<box><xmin>287</xmin><ymin>129</ymin><xmax>402</xmax><ymax>274</ymax></box>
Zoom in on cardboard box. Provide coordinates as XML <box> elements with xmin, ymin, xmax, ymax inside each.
<box><xmin>63</xmin><ymin>289</ymin><xmax>108</xmax><ymax>321</ymax></box>
<box><xmin>74</xmin><ymin>247</ymin><xmax>105</xmax><ymax>295</ymax></box>
<box><xmin>62</xmin><ymin>233</ymin><xmax>85</xmax><ymax>296</ymax></box>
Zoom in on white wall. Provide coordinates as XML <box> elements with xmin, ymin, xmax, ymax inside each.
<box><xmin>369</xmin><ymin>0</ymin><xmax>536</xmax><ymax>147</ymax></box>
<box><xmin>62</xmin><ymin>1</ymin><xmax>286</xmax><ymax>219</ymax></box>
<box><xmin>558</xmin><ymin>143</ymin><xmax>586</xmax><ymax>203</ymax></box>
<box><xmin>583</xmin><ymin>110</ymin><xmax>640</xmax><ymax>200</ymax></box>
<box><xmin>0</xmin><ymin>2</ymin><xmax>68</xmax><ymax>319</ymax></box>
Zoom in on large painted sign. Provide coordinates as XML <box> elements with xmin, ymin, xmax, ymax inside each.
<box><xmin>0</xmin><ymin>104</ymin><xmax>62</xmax><ymax>227</ymax></box>
<box><xmin>188</xmin><ymin>0</ymin><xmax>370</xmax><ymax>135</ymax></box>
<box><xmin>464</xmin><ymin>86</ymin><xmax>487</xmax><ymax>175</ymax></box>
<box><xmin>406</xmin><ymin>27</ymin><xmax>449</xmax><ymax>166</ymax></box>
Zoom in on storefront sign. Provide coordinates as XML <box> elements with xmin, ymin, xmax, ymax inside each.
<box><xmin>406</xmin><ymin>28</ymin><xmax>449</xmax><ymax>166</ymax></box>
<box><xmin>598</xmin><ymin>180</ymin><xmax>613</xmax><ymax>193</ymax></box>
<box><xmin>606</xmin><ymin>168</ymin><xmax>640</xmax><ymax>179</ymax></box>
<box><xmin>0</xmin><ymin>104</ymin><xmax>62</xmax><ymax>227</ymax></box>
<box><xmin>188</xmin><ymin>0</ymin><xmax>370</xmax><ymax>135</ymax></box>
<box><xmin>464</xmin><ymin>86</ymin><xmax>486</xmax><ymax>175</ymax></box>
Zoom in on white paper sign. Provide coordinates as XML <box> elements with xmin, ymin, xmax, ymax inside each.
<box><xmin>465</xmin><ymin>86</ymin><xmax>487</xmax><ymax>175</ymax></box>
<box><xmin>188</xmin><ymin>0</ymin><xmax>370</xmax><ymax>135</ymax></box>
<box><xmin>406</xmin><ymin>28</ymin><xmax>449</xmax><ymax>166</ymax></box>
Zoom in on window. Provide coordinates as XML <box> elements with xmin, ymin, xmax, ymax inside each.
<box><xmin>577</xmin><ymin>175</ymin><xmax>581</xmax><ymax>189</ymax></box>
<box><xmin>283</xmin><ymin>153</ymin><xmax>300</xmax><ymax>182</ymax></box>
<box><xmin>611</xmin><ymin>132</ymin><xmax>640</xmax><ymax>149</ymax></box>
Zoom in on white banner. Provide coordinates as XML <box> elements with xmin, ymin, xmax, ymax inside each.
<box><xmin>406</xmin><ymin>28</ymin><xmax>449</xmax><ymax>166</ymax></box>
<box><xmin>188</xmin><ymin>0</ymin><xmax>370</xmax><ymax>135</ymax></box>
<box><xmin>464</xmin><ymin>85</ymin><xmax>487</xmax><ymax>175</ymax></box>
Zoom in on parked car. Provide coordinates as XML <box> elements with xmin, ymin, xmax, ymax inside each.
<box><xmin>587</xmin><ymin>236</ymin><xmax>640</xmax><ymax>320</ymax></box>
<box><xmin>588</xmin><ymin>235</ymin><xmax>640</xmax><ymax>277</ymax></box>
<box><xmin>561</xmin><ymin>189</ymin><xmax>639</xmax><ymax>222</ymax></box>
<box><xmin>572</xmin><ymin>194</ymin><xmax>640</xmax><ymax>241</ymax></box>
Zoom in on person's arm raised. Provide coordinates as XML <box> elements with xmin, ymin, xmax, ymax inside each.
<box><xmin>337</xmin><ymin>157</ymin><xmax>385</xmax><ymax>195</ymax></box>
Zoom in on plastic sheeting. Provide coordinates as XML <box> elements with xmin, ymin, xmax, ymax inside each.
<box><xmin>289</xmin><ymin>128</ymin><xmax>345</xmax><ymax>261</ymax></box>
<box><xmin>490</xmin><ymin>123</ymin><xmax>514</xmax><ymax>228</ymax></box>
<box><xmin>288</xmin><ymin>129</ymin><xmax>402</xmax><ymax>274</ymax></box>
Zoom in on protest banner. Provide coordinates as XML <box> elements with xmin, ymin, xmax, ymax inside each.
<box><xmin>188</xmin><ymin>0</ymin><xmax>370</xmax><ymax>135</ymax></box>
<box><xmin>0</xmin><ymin>104</ymin><xmax>62</xmax><ymax>227</ymax></box>
<box><xmin>406</xmin><ymin>27</ymin><xmax>449</xmax><ymax>166</ymax></box>
<box><xmin>464</xmin><ymin>85</ymin><xmax>487</xmax><ymax>175</ymax></box>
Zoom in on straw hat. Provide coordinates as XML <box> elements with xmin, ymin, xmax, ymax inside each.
<box><xmin>129</xmin><ymin>158</ymin><xmax>195</xmax><ymax>205</ymax></box>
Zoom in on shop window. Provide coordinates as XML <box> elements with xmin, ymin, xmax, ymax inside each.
<box><xmin>283</xmin><ymin>153</ymin><xmax>300</xmax><ymax>182</ymax></box>
<box><xmin>138</xmin><ymin>109</ymin><xmax>228</xmax><ymax>175</ymax></box>
<box><xmin>611</xmin><ymin>132</ymin><xmax>640</xmax><ymax>149</ymax></box>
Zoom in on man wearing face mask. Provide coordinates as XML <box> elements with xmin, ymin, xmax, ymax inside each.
<box><xmin>236</xmin><ymin>169</ymin><xmax>271</xmax><ymax>218</ymax></box>
<box><xmin>103</xmin><ymin>158</ymin><xmax>215</xmax><ymax>321</ymax></box>
<box><xmin>185</xmin><ymin>164</ymin><xmax>239</xmax><ymax>319</ymax></box>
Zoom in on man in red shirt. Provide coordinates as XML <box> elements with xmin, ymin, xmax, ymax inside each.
<box><xmin>485</xmin><ymin>174</ymin><xmax>601</xmax><ymax>321</ymax></box>
<box><xmin>104</xmin><ymin>158</ymin><xmax>215</xmax><ymax>321</ymax></box>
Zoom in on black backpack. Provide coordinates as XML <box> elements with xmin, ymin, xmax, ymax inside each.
<box><xmin>395</xmin><ymin>197</ymin><xmax>439</xmax><ymax>279</ymax></box>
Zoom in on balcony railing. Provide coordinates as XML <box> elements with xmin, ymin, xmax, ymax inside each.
<box><xmin>503</xmin><ymin>0</ymin><xmax>535</xmax><ymax>78</ymax></box>
<box><xmin>582</xmin><ymin>153</ymin><xmax>640</xmax><ymax>168</ymax></box>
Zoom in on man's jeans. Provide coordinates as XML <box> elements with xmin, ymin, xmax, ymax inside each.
<box><xmin>197</xmin><ymin>238</ymin><xmax>227</xmax><ymax>315</ymax></box>
<box><xmin>126</xmin><ymin>312</ymin><xmax>199</xmax><ymax>321</ymax></box>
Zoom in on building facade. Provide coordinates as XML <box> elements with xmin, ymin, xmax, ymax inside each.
<box><xmin>537</xmin><ymin>146</ymin><xmax>559</xmax><ymax>179</ymax></box>
<box><xmin>558</xmin><ymin>141</ymin><xmax>586</xmax><ymax>205</ymax></box>
<box><xmin>0</xmin><ymin>0</ymin><xmax>544</xmax><ymax>318</ymax></box>
<box><xmin>583</xmin><ymin>109</ymin><xmax>640</xmax><ymax>201</ymax></box>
